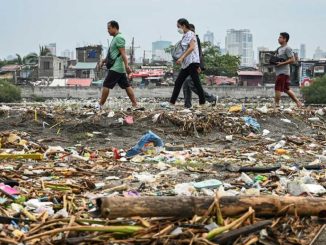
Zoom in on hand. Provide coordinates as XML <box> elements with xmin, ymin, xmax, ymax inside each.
<box><xmin>197</xmin><ymin>67</ymin><xmax>202</xmax><ymax>74</ymax></box>
<box><xmin>276</xmin><ymin>62</ymin><xmax>284</xmax><ymax>67</ymax></box>
<box><xmin>100</xmin><ymin>60</ymin><xmax>106</xmax><ymax>68</ymax></box>
<box><xmin>176</xmin><ymin>57</ymin><xmax>184</xmax><ymax>65</ymax></box>
<box><xmin>126</xmin><ymin>66</ymin><xmax>132</xmax><ymax>74</ymax></box>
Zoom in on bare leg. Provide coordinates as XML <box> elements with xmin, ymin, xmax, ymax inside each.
<box><xmin>274</xmin><ymin>90</ymin><xmax>281</xmax><ymax>108</ymax></box>
<box><xmin>285</xmin><ymin>90</ymin><xmax>302</xmax><ymax>107</ymax></box>
<box><xmin>100</xmin><ymin>87</ymin><xmax>110</xmax><ymax>105</ymax></box>
<box><xmin>126</xmin><ymin>87</ymin><xmax>137</xmax><ymax>107</ymax></box>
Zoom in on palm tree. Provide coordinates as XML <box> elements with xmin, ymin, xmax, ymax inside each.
<box><xmin>16</xmin><ymin>54</ymin><xmax>23</xmax><ymax>65</ymax></box>
<box><xmin>39</xmin><ymin>46</ymin><xmax>52</xmax><ymax>56</ymax></box>
<box><xmin>23</xmin><ymin>52</ymin><xmax>39</xmax><ymax>65</ymax></box>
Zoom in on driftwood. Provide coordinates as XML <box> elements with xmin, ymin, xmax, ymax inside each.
<box><xmin>212</xmin><ymin>220</ymin><xmax>272</xmax><ymax>244</ymax></box>
<box><xmin>96</xmin><ymin>196</ymin><xmax>326</xmax><ymax>218</ymax></box>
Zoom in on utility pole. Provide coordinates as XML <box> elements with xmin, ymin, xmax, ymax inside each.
<box><xmin>129</xmin><ymin>37</ymin><xmax>140</xmax><ymax>67</ymax></box>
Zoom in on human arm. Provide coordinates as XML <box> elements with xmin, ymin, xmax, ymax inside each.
<box><xmin>119</xmin><ymin>47</ymin><xmax>132</xmax><ymax>74</ymax></box>
<box><xmin>276</xmin><ymin>56</ymin><xmax>295</xmax><ymax>66</ymax></box>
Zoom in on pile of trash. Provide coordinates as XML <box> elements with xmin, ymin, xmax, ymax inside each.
<box><xmin>0</xmin><ymin>101</ymin><xmax>326</xmax><ymax>244</ymax></box>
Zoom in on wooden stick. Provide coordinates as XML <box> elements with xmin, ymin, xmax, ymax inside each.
<box><xmin>23</xmin><ymin>225</ymin><xmax>144</xmax><ymax>242</ymax></box>
<box><xmin>212</xmin><ymin>220</ymin><xmax>272</xmax><ymax>244</ymax></box>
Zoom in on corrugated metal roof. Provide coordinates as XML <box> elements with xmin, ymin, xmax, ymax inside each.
<box><xmin>0</xmin><ymin>65</ymin><xmax>21</xmax><ymax>72</ymax></box>
<box><xmin>67</xmin><ymin>79</ymin><xmax>92</xmax><ymax>87</ymax></box>
<box><xmin>237</xmin><ymin>71</ymin><xmax>263</xmax><ymax>76</ymax></box>
<box><xmin>74</xmin><ymin>62</ymin><xmax>98</xmax><ymax>70</ymax></box>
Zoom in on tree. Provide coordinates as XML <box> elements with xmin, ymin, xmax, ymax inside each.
<box><xmin>301</xmin><ymin>76</ymin><xmax>326</xmax><ymax>104</ymax></box>
<box><xmin>23</xmin><ymin>52</ymin><xmax>39</xmax><ymax>65</ymax></box>
<box><xmin>16</xmin><ymin>54</ymin><xmax>23</xmax><ymax>65</ymax></box>
<box><xmin>39</xmin><ymin>46</ymin><xmax>52</xmax><ymax>56</ymax></box>
<box><xmin>202</xmin><ymin>42</ymin><xmax>240</xmax><ymax>77</ymax></box>
<box><xmin>164</xmin><ymin>42</ymin><xmax>240</xmax><ymax>77</ymax></box>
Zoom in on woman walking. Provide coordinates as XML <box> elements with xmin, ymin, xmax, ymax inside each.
<box><xmin>170</xmin><ymin>18</ymin><xmax>206</xmax><ymax>107</ymax></box>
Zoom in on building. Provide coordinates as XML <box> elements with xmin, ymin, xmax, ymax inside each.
<box><xmin>257</xmin><ymin>47</ymin><xmax>269</xmax><ymax>63</ymax></box>
<box><xmin>0</xmin><ymin>65</ymin><xmax>21</xmax><ymax>83</ymax></box>
<box><xmin>237</xmin><ymin>71</ymin><xmax>263</xmax><ymax>86</ymax></box>
<box><xmin>75</xmin><ymin>45</ymin><xmax>104</xmax><ymax>80</ymax></box>
<box><xmin>203</xmin><ymin>31</ymin><xmax>214</xmax><ymax>44</ymax></box>
<box><xmin>300</xmin><ymin>44</ymin><xmax>306</xmax><ymax>59</ymax></box>
<box><xmin>38</xmin><ymin>56</ymin><xmax>65</xmax><ymax>79</ymax></box>
<box><xmin>313</xmin><ymin>47</ymin><xmax>326</xmax><ymax>60</ymax></box>
<box><xmin>76</xmin><ymin>45</ymin><xmax>102</xmax><ymax>63</ymax></box>
<box><xmin>259</xmin><ymin>50</ymin><xmax>280</xmax><ymax>85</ymax></box>
<box><xmin>45</xmin><ymin>43</ymin><xmax>57</xmax><ymax>56</ymax></box>
<box><xmin>61</xmin><ymin>49</ymin><xmax>74</xmax><ymax>60</ymax></box>
<box><xmin>152</xmin><ymin>41</ymin><xmax>172</xmax><ymax>62</ymax></box>
<box><xmin>225</xmin><ymin>29</ymin><xmax>254</xmax><ymax>67</ymax></box>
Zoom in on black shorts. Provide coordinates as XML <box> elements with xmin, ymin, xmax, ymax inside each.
<box><xmin>103</xmin><ymin>70</ymin><xmax>130</xmax><ymax>89</ymax></box>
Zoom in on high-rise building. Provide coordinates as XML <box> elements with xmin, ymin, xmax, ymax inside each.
<box><xmin>300</xmin><ymin>44</ymin><xmax>306</xmax><ymax>59</ymax></box>
<box><xmin>152</xmin><ymin>40</ymin><xmax>172</xmax><ymax>62</ymax></box>
<box><xmin>225</xmin><ymin>29</ymin><xmax>254</xmax><ymax>67</ymax></box>
<box><xmin>61</xmin><ymin>49</ymin><xmax>74</xmax><ymax>60</ymax></box>
<box><xmin>203</xmin><ymin>31</ymin><xmax>214</xmax><ymax>45</ymax></box>
<box><xmin>45</xmin><ymin>43</ymin><xmax>57</xmax><ymax>56</ymax></box>
<box><xmin>313</xmin><ymin>47</ymin><xmax>326</xmax><ymax>60</ymax></box>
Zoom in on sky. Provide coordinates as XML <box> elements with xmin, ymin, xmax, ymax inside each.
<box><xmin>1</xmin><ymin>0</ymin><xmax>326</xmax><ymax>60</ymax></box>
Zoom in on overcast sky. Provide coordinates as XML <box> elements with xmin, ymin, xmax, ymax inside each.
<box><xmin>1</xmin><ymin>0</ymin><xmax>326</xmax><ymax>60</ymax></box>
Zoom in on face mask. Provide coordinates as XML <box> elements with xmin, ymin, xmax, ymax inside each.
<box><xmin>178</xmin><ymin>28</ymin><xmax>184</xmax><ymax>34</ymax></box>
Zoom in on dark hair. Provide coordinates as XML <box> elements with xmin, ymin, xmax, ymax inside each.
<box><xmin>189</xmin><ymin>24</ymin><xmax>195</xmax><ymax>32</ymax></box>
<box><xmin>280</xmin><ymin>32</ymin><xmax>290</xmax><ymax>42</ymax></box>
<box><xmin>177</xmin><ymin>18</ymin><xmax>190</xmax><ymax>29</ymax></box>
<box><xmin>108</xmin><ymin>20</ymin><xmax>119</xmax><ymax>30</ymax></box>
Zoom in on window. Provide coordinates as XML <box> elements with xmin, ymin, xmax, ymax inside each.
<box><xmin>44</xmin><ymin>61</ymin><xmax>50</xmax><ymax>70</ymax></box>
<box><xmin>59</xmin><ymin>63</ymin><xmax>62</xmax><ymax>70</ymax></box>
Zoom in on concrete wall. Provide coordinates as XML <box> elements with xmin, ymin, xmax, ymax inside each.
<box><xmin>21</xmin><ymin>86</ymin><xmax>301</xmax><ymax>99</ymax></box>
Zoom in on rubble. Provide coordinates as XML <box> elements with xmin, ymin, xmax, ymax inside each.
<box><xmin>0</xmin><ymin>98</ymin><xmax>325</xmax><ymax>244</ymax></box>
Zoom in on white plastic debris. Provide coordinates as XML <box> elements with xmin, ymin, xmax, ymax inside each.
<box><xmin>152</xmin><ymin>113</ymin><xmax>161</xmax><ymax>123</ymax></box>
<box><xmin>257</xmin><ymin>105</ymin><xmax>268</xmax><ymax>114</ymax></box>
<box><xmin>107</xmin><ymin>111</ymin><xmax>115</xmax><ymax>118</ymax></box>
<box><xmin>316</xmin><ymin>109</ymin><xmax>325</xmax><ymax>116</ymax></box>
<box><xmin>174</xmin><ymin>183</ymin><xmax>196</xmax><ymax>196</ymax></box>
<box><xmin>134</xmin><ymin>172</ymin><xmax>156</xmax><ymax>183</ymax></box>
<box><xmin>225</xmin><ymin>135</ymin><xmax>233</xmax><ymax>141</ymax></box>
<box><xmin>240</xmin><ymin>172</ymin><xmax>254</xmax><ymax>185</ymax></box>
<box><xmin>308</xmin><ymin>117</ymin><xmax>320</xmax><ymax>122</ymax></box>
<box><xmin>281</xmin><ymin>118</ymin><xmax>292</xmax><ymax>124</ymax></box>
<box><xmin>262</xmin><ymin>129</ymin><xmax>270</xmax><ymax>136</ymax></box>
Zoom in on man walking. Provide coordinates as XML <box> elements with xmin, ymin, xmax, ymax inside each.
<box><xmin>183</xmin><ymin>24</ymin><xmax>217</xmax><ymax>108</ymax></box>
<box><xmin>96</xmin><ymin>20</ymin><xmax>138</xmax><ymax>110</ymax></box>
<box><xmin>274</xmin><ymin>32</ymin><xmax>302</xmax><ymax>108</ymax></box>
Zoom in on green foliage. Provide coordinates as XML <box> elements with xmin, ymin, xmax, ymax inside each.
<box><xmin>164</xmin><ymin>42</ymin><xmax>240</xmax><ymax>77</ymax></box>
<box><xmin>301</xmin><ymin>76</ymin><xmax>326</xmax><ymax>104</ymax></box>
<box><xmin>30</xmin><ymin>94</ymin><xmax>46</xmax><ymax>102</ymax></box>
<box><xmin>0</xmin><ymin>80</ymin><xmax>22</xmax><ymax>103</ymax></box>
<box><xmin>202</xmin><ymin>42</ymin><xmax>240</xmax><ymax>77</ymax></box>
<box><xmin>0</xmin><ymin>52</ymin><xmax>39</xmax><ymax>68</ymax></box>
<box><xmin>39</xmin><ymin>46</ymin><xmax>53</xmax><ymax>56</ymax></box>
<box><xmin>24</xmin><ymin>53</ymin><xmax>39</xmax><ymax>65</ymax></box>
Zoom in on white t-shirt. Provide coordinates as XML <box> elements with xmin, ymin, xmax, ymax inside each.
<box><xmin>181</xmin><ymin>31</ymin><xmax>200</xmax><ymax>69</ymax></box>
